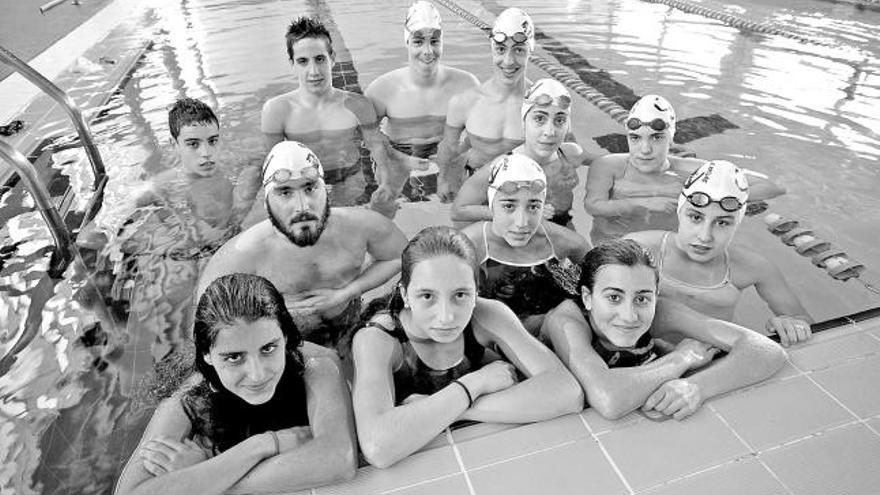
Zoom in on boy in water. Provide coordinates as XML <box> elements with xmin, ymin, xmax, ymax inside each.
<box><xmin>261</xmin><ymin>16</ymin><xmax>426</xmax><ymax>218</ymax></box>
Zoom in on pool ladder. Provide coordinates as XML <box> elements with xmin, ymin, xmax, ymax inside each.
<box><xmin>0</xmin><ymin>44</ymin><xmax>107</xmax><ymax>278</ymax></box>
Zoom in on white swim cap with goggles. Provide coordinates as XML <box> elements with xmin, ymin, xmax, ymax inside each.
<box><xmin>490</xmin><ymin>8</ymin><xmax>535</xmax><ymax>50</ymax></box>
<box><xmin>679</xmin><ymin>160</ymin><xmax>750</xmax><ymax>222</ymax></box>
<box><xmin>627</xmin><ymin>94</ymin><xmax>676</xmax><ymax>137</ymax></box>
<box><xmin>487</xmin><ymin>153</ymin><xmax>547</xmax><ymax>207</ymax></box>
<box><xmin>262</xmin><ymin>141</ymin><xmax>324</xmax><ymax>196</ymax></box>
<box><xmin>522</xmin><ymin>78</ymin><xmax>572</xmax><ymax>121</ymax></box>
<box><xmin>404</xmin><ymin>1</ymin><xmax>442</xmax><ymax>44</ymax></box>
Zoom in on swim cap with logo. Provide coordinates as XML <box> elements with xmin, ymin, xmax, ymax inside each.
<box><xmin>262</xmin><ymin>141</ymin><xmax>324</xmax><ymax>194</ymax></box>
<box><xmin>491</xmin><ymin>8</ymin><xmax>535</xmax><ymax>51</ymax></box>
<box><xmin>678</xmin><ymin>160</ymin><xmax>750</xmax><ymax>221</ymax></box>
<box><xmin>522</xmin><ymin>78</ymin><xmax>572</xmax><ymax>121</ymax></box>
<box><xmin>404</xmin><ymin>1</ymin><xmax>442</xmax><ymax>44</ymax></box>
<box><xmin>628</xmin><ymin>94</ymin><xmax>676</xmax><ymax>137</ymax></box>
<box><xmin>487</xmin><ymin>153</ymin><xmax>547</xmax><ymax>207</ymax></box>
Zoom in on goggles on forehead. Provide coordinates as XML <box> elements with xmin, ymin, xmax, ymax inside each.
<box><xmin>490</xmin><ymin>31</ymin><xmax>530</xmax><ymax>45</ymax></box>
<box><xmin>681</xmin><ymin>191</ymin><xmax>744</xmax><ymax>213</ymax></box>
<box><xmin>489</xmin><ymin>179</ymin><xmax>547</xmax><ymax>196</ymax></box>
<box><xmin>626</xmin><ymin>117</ymin><xmax>669</xmax><ymax>132</ymax></box>
<box><xmin>527</xmin><ymin>92</ymin><xmax>572</xmax><ymax>110</ymax></box>
<box><xmin>262</xmin><ymin>165</ymin><xmax>323</xmax><ymax>186</ymax></box>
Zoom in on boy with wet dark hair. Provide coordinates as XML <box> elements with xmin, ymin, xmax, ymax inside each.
<box><xmin>168</xmin><ymin>97</ymin><xmax>220</xmax><ymax>140</ymax></box>
<box><xmin>285</xmin><ymin>16</ymin><xmax>334</xmax><ymax>60</ymax></box>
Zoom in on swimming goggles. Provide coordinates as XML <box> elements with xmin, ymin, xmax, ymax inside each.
<box><xmin>263</xmin><ymin>165</ymin><xmax>323</xmax><ymax>186</ymax></box>
<box><xmin>490</xmin><ymin>31</ymin><xmax>530</xmax><ymax>45</ymax></box>
<box><xmin>489</xmin><ymin>179</ymin><xmax>547</xmax><ymax>195</ymax></box>
<box><xmin>526</xmin><ymin>92</ymin><xmax>572</xmax><ymax>111</ymax></box>
<box><xmin>626</xmin><ymin>117</ymin><xmax>669</xmax><ymax>132</ymax></box>
<box><xmin>681</xmin><ymin>191</ymin><xmax>744</xmax><ymax>212</ymax></box>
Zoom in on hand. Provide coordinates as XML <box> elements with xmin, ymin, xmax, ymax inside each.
<box><xmin>464</xmin><ymin>361</ymin><xmax>518</xmax><ymax>398</ymax></box>
<box><xmin>401</xmin><ymin>393</ymin><xmax>428</xmax><ymax>405</ymax></box>
<box><xmin>642</xmin><ymin>379</ymin><xmax>703</xmax><ymax>421</ymax></box>
<box><xmin>289</xmin><ymin>288</ymin><xmax>353</xmax><ymax>314</ymax></box>
<box><xmin>276</xmin><ymin>426</ymin><xmax>313</xmax><ymax>452</ymax></box>
<box><xmin>542</xmin><ymin>203</ymin><xmax>556</xmax><ymax>220</ymax></box>
<box><xmin>674</xmin><ymin>338</ymin><xmax>719</xmax><ymax>370</ymax></box>
<box><xmin>766</xmin><ymin>316</ymin><xmax>812</xmax><ymax>347</ymax></box>
<box><xmin>640</xmin><ymin>197</ymin><xmax>677</xmax><ymax>213</ymax></box>
<box><xmin>139</xmin><ymin>437</ymin><xmax>209</xmax><ymax>476</ymax></box>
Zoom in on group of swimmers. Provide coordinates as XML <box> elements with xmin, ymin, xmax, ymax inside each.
<box><xmin>114</xmin><ymin>3</ymin><xmax>815</xmax><ymax>493</ymax></box>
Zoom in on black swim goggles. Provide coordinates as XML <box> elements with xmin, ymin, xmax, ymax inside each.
<box><xmin>490</xmin><ymin>31</ymin><xmax>530</xmax><ymax>44</ymax></box>
<box><xmin>262</xmin><ymin>165</ymin><xmax>323</xmax><ymax>186</ymax></box>
<box><xmin>525</xmin><ymin>92</ymin><xmax>572</xmax><ymax>111</ymax></box>
<box><xmin>626</xmin><ymin>117</ymin><xmax>669</xmax><ymax>132</ymax></box>
<box><xmin>681</xmin><ymin>191</ymin><xmax>744</xmax><ymax>212</ymax></box>
<box><xmin>489</xmin><ymin>179</ymin><xmax>547</xmax><ymax>195</ymax></box>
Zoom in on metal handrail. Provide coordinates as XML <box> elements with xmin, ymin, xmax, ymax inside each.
<box><xmin>0</xmin><ymin>140</ymin><xmax>73</xmax><ymax>277</ymax></box>
<box><xmin>0</xmin><ymin>44</ymin><xmax>106</xmax><ymax>190</ymax></box>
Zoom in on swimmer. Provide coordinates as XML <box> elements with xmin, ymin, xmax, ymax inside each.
<box><xmin>584</xmin><ymin>94</ymin><xmax>785</xmax><ymax>244</ymax></box>
<box><xmin>350</xmin><ymin>226</ymin><xmax>583</xmax><ymax>468</ymax></box>
<box><xmin>626</xmin><ymin>160</ymin><xmax>813</xmax><ymax>347</ymax></box>
<box><xmin>365</xmin><ymin>1</ymin><xmax>480</xmax><ymax>210</ymax></box>
<box><xmin>452</xmin><ymin>78</ymin><xmax>594</xmax><ymax>228</ymax></box>
<box><xmin>541</xmin><ymin>239</ymin><xmax>787</xmax><ymax>420</ymax></box>
<box><xmin>461</xmin><ymin>154</ymin><xmax>590</xmax><ymax>334</ymax></box>
<box><xmin>115</xmin><ymin>274</ymin><xmax>356</xmax><ymax>495</ymax></box>
<box><xmin>117</xmin><ymin>98</ymin><xmax>259</xmax><ymax>359</ymax></box>
<box><xmin>435</xmin><ymin>7</ymin><xmax>536</xmax><ymax>201</ymax></box>
<box><xmin>197</xmin><ymin>142</ymin><xmax>407</xmax><ymax>350</ymax></box>
<box><xmin>261</xmin><ymin>17</ymin><xmax>425</xmax><ymax>215</ymax></box>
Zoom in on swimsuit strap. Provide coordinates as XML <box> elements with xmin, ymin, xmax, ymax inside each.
<box><xmin>481</xmin><ymin>222</ymin><xmax>491</xmax><ymax>264</ymax></box>
<box><xmin>657</xmin><ymin>231</ymin><xmax>671</xmax><ymax>273</ymax></box>
<box><xmin>659</xmin><ymin>232</ymin><xmax>732</xmax><ymax>290</ymax></box>
<box><xmin>541</xmin><ymin>222</ymin><xmax>560</xmax><ymax>260</ymax></box>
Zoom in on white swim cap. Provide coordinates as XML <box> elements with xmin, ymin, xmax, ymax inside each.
<box><xmin>491</xmin><ymin>8</ymin><xmax>535</xmax><ymax>51</ymax></box>
<box><xmin>522</xmin><ymin>78</ymin><xmax>572</xmax><ymax>121</ymax></box>
<box><xmin>678</xmin><ymin>160</ymin><xmax>749</xmax><ymax>221</ymax></box>
<box><xmin>487</xmin><ymin>153</ymin><xmax>547</xmax><ymax>207</ymax></box>
<box><xmin>404</xmin><ymin>1</ymin><xmax>442</xmax><ymax>44</ymax></box>
<box><xmin>262</xmin><ymin>141</ymin><xmax>324</xmax><ymax>195</ymax></box>
<box><xmin>628</xmin><ymin>94</ymin><xmax>676</xmax><ymax>137</ymax></box>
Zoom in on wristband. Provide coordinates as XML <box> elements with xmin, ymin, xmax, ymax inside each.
<box><xmin>452</xmin><ymin>379</ymin><xmax>473</xmax><ymax>408</ymax></box>
<box><xmin>269</xmin><ymin>430</ymin><xmax>280</xmax><ymax>456</ymax></box>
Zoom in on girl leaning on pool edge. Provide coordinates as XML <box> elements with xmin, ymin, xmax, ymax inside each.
<box><xmin>541</xmin><ymin>239</ymin><xmax>786</xmax><ymax>421</ymax></box>
<box><xmin>115</xmin><ymin>273</ymin><xmax>356</xmax><ymax>495</ymax></box>
<box><xmin>349</xmin><ymin>226</ymin><xmax>583</xmax><ymax>468</ymax></box>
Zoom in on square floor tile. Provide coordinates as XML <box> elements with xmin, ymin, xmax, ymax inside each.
<box><xmin>599</xmin><ymin>408</ymin><xmax>749</xmax><ymax>491</ymax></box>
<box><xmin>386</xmin><ymin>474</ymin><xmax>471</xmax><ymax>495</ymax></box>
<box><xmin>639</xmin><ymin>458</ymin><xmax>786</xmax><ymax>495</ymax></box>
<box><xmin>316</xmin><ymin>446</ymin><xmax>459</xmax><ymax>495</ymax></box>
<box><xmin>449</xmin><ymin>422</ymin><xmax>516</xmax><ymax>444</ymax></box>
<box><xmin>712</xmin><ymin>375</ymin><xmax>853</xmax><ymax>450</ymax></box>
<box><xmin>456</xmin><ymin>414</ymin><xmax>589</xmax><ymax>469</ymax></box>
<box><xmin>761</xmin><ymin>423</ymin><xmax>880</xmax><ymax>495</ymax></box>
<box><xmin>811</xmin><ymin>354</ymin><xmax>880</xmax><ymax>418</ymax></box>
<box><xmin>789</xmin><ymin>332</ymin><xmax>880</xmax><ymax>372</ymax></box>
<box><xmin>468</xmin><ymin>439</ymin><xmax>627</xmax><ymax>495</ymax></box>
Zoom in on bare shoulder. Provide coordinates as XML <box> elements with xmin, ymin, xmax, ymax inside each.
<box><xmin>263</xmin><ymin>91</ymin><xmax>295</xmax><ymax>113</ymax></box>
<box><xmin>546</xmin><ymin>222</ymin><xmax>589</xmax><ymax>258</ymax></box>
<box><xmin>670</xmin><ymin>156</ymin><xmax>705</xmax><ymax>174</ymax></box>
<box><xmin>560</xmin><ymin>141</ymin><xmax>584</xmax><ymax>157</ymax></box>
<box><xmin>341</xmin><ymin>91</ymin><xmax>378</xmax><ymax>123</ymax></box>
<box><xmin>443</xmin><ymin>66</ymin><xmax>480</xmax><ymax>89</ymax></box>
<box><xmin>336</xmin><ymin>206</ymin><xmax>395</xmax><ymax>234</ymax></box>
<box><xmin>366</xmin><ymin>68</ymin><xmax>407</xmax><ymax>98</ymax></box>
<box><xmin>729</xmin><ymin>244</ymin><xmax>773</xmax><ymax>283</ymax></box>
<box><xmin>590</xmin><ymin>153</ymin><xmax>627</xmax><ymax>173</ymax></box>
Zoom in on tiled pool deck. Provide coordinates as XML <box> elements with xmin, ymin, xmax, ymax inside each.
<box><xmin>309</xmin><ymin>308</ymin><xmax>880</xmax><ymax>495</ymax></box>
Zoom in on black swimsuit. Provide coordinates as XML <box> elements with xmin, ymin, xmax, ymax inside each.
<box><xmin>365</xmin><ymin>311</ymin><xmax>485</xmax><ymax>403</ymax></box>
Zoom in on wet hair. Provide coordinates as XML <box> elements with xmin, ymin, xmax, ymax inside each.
<box><xmin>168</xmin><ymin>97</ymin><xmax>219</xmax><ymax>140</ymax></box>
<box><xmin>385</xmin><ymin>226</ymin><xmax>479</xmax><ymax>312</ymax></box>
<box><xmin>194</xmin><ymin>273</ymin><xmax>305</xmax><ymax>389</ymax></box>
<box><xmin>286</xmin><ymin>16</ymin><xmax>334</xmax><ymax>60</ymax></box>
<box><xmin>578</xmin><ymin>239</ymin><xmax>658</xmax><ymax>292</ymax></box>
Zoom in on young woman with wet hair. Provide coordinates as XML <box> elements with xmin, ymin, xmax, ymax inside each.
<box><xmin>541</xmin><ymin>239</ymin><xmax>786</xmax><ymax>421</ymax></box>
<box><xmin>116</xmin><ymin>273</ymin><xmax>356</xmax><ymax>495</ymax></box>
<box><xmin>350</xmin><ymin>226</ymin><xmax>583</xmax><ymax>468</ymax></box>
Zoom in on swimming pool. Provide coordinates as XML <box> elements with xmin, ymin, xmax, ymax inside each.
<box><xmin>1</xmin><ymin>0</ymin><xmax>879</xmax><ymax>493</ymax></box>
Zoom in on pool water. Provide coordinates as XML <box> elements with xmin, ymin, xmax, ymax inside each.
<box><xmin>1</xmin><ymin>0</ymin><xmax>879</xmax><ymax>493</ymax></box>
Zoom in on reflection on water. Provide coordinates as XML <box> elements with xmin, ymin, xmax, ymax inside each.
<box><xmin>0</xmin><ymin>0</ymin><xmax>879</xmax><ymax>492</ymax></box>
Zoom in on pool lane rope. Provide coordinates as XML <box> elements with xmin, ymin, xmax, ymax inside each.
<box><xmin>639</xmin><ymin>0</ymin><xmax>867</xmax><ymax>56</ymax></box>
<box><xmin>433</xmin><ymin>0</ymin><xmax>631</xmax><ymax>124</ymax></box>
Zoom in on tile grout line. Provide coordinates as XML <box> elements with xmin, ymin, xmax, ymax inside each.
<box><xmin>445</xmin><ymin>428</ymin><xmax>478</xmax><ymax>495</ymax></box>
<box><xmin>463</xmin><ymin>439</ymin><xmax>580</xmax><ymax>474</ymax></box>
<box><xmin>708</xmin><ymin>404</ymin><xmax>797</xmax><ymax>495</ymax></box>
<box><xmin>578</xmin><ymin>412</ymin><xmax>636</xmax><ymax>495</ymax></box>
<box><xmin>788</xmin><ymin>357</ymin><xmax>880</xmax><ymax>439</ymax></box>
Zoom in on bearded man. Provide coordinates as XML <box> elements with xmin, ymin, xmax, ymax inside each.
<box><xmin>197</xmin><ymin>141</ymin><xmax>406</xmax><ymax>349</ymax></box>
